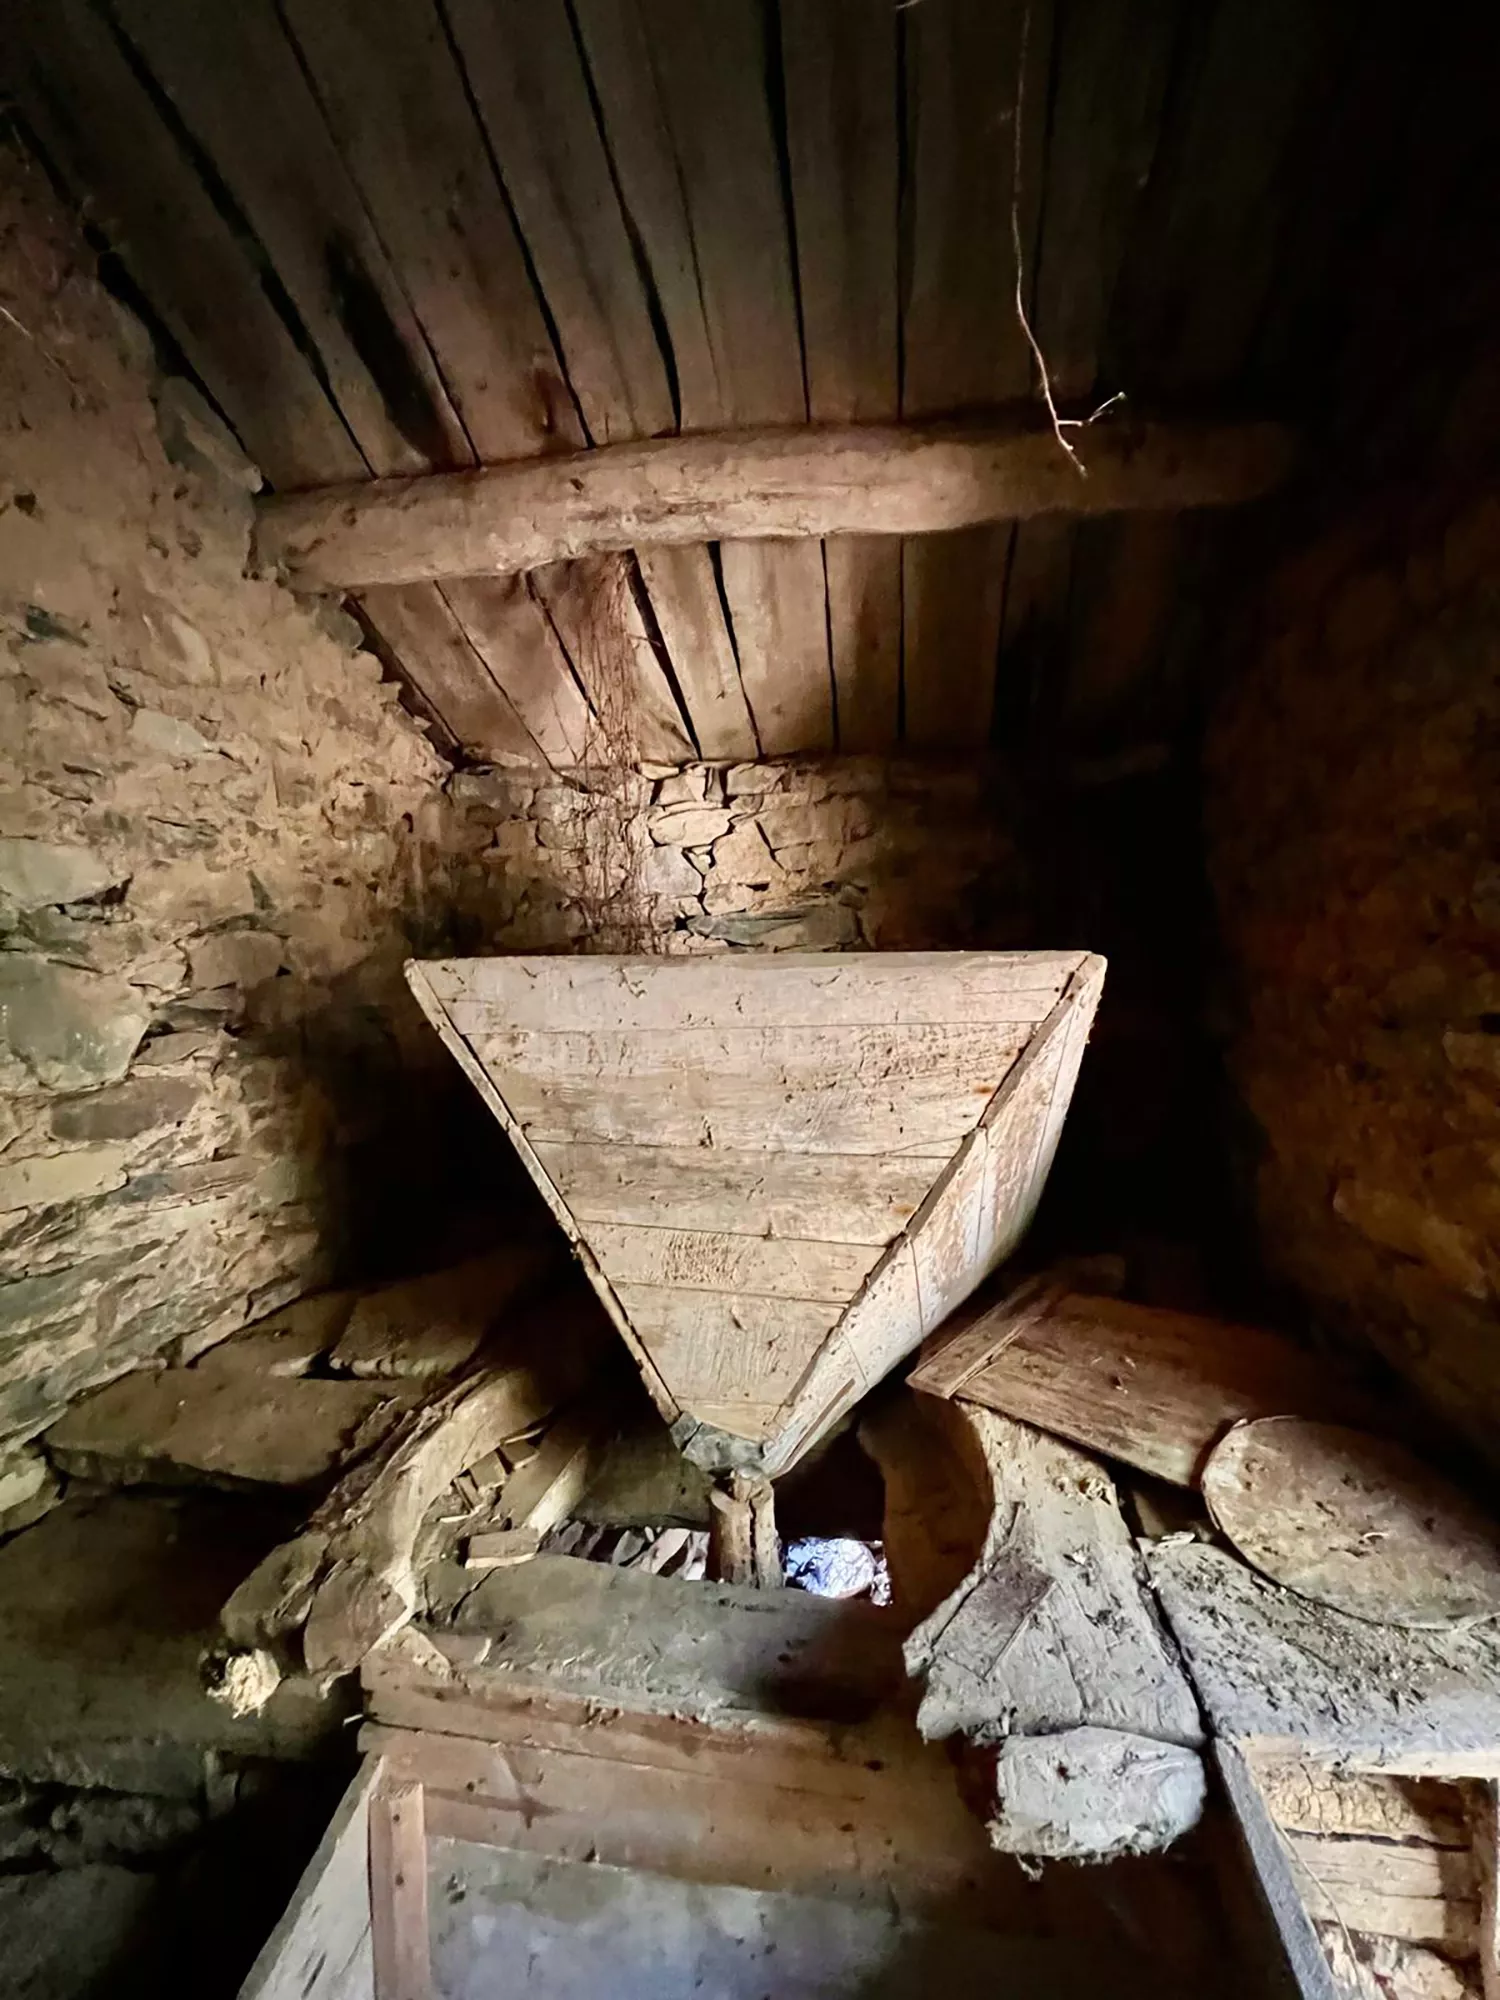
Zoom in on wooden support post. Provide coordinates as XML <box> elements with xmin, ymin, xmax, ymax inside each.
<box><xmin>369</xmin><ymin>1777</ymin><xmax>432</xmax><ymax>2000</ymax></box>
<box><xmin>708</xmin><ymin>1473</ymin><xmax>781</xmax><ymax>1589</ymax></box>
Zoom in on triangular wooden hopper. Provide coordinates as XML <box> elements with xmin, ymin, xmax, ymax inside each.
<box><xmin>407</xmin><ymin>951</ymin><xmax>1105</xmax><ymax>1476</ymax></box>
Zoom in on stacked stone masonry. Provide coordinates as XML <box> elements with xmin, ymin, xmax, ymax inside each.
<box><xmin>1208</xmin><ymin>486</ymin><xmax>1500</xmax><ymax>1456</ymax></box>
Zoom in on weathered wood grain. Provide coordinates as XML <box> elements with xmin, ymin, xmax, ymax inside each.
<box><xmin>535</xmin><ymin>1142</ymin><xmax>936</xmax><ymax>1245</ymax></box>
<box><xmin>424</xmin><ymin>950</ymin><xmax>1083</xmax><ymax>1033</ymax></box>
<box><xmin>830</xmin><ymin>955</ymin><xmax>1103</xmax><ymax>1401</ymax></box>
<box><xmin>780</xmin><ymin>0</ymin><xmax>902</xmax><ymax>749</ymax></box>
<box><xmin>238</xmin><ymin>1756</ymin><xmax>380</xmax><ymax>2000</ymax></box>
<box><xmin>482</xmin><ymin>1063</ymin><xmax>995</xmax><ymax>1157</ymax></box>
<box><xmin>369</xmin><ymin>1777</ymin><xmax>432</xmax><ymax>2000</ymax></box>
<box><xmin>1247</xmin><ymin>1754</ymin><xmax>1475</xmax><ymax>1849</ymax></box>
<box><xmin>587</xmin><ymin>1225</ymin><xmax>883</xmax><ymax>1303</ymax></box>
<box><xmin>913</xmin><ymin>1287</ymin><xmax>1364</xmax><ymax>1486</ymax></box>
<box><xmin>440</xmin><ymin>576</ymin><xmax>593</xmax><ymax>767</ymax></box>
<box><xmin>900</xmin><ymin>0</ymin><xmax>1044</xmax><ymax>747</ymax></box>
<box><xmin>279</xmin><ymin>0</ymin><xmax>580</xmax><ymax>462</ymax></box>
<box><xmin>1287</xmin><ymin>1833</ymin><xmax>1477</xmax><ymax>1952</ymax></box>
<box><xmin>355</xmin><ymin>586</ymin><xmax>544</xmax><ymax>766</ymax></box>
<box><xmin>256</xmin><ymin>419</ymin><xmax>1297</xmax><ymax>587</ymax></box>
<box><xmin>439</xmin><ymin>0</ymin><xmax>672</xmax><ymax>447</ymax></box>
<box><xmin>526</xmin><ymin>556</ymin><xmax>694</xmax><ymax>767</ymax></box>
<box><xmin>631</xmin><ymin>548</ymin><xmax>759</xmax><ymax>760</ymax></box>
<box><xmin>417</xmin><ymin>950</ymin><xmax>1100</xmax><ymax>1473</ymax></box>
<box><xmin>571</xmin><ymin>0</ymin><xmax>832</xmax><ymax>750</ymax></box>
<box><xmin>4</xmin><ymin>0</ymin><xmax>361</xmax><ymax>488</ymax></box>
<box><xmin>466</xmin><ymin>1020</ymin><xmax>1028</xmax><ymax>1085</ymax></box>
<box><xmin>109</xmin><ymin>0</ymin><xmax>471</xmax><ymax>478</ymax></box>
<box><xmin>907</xmin><ymin>1403</ymin><xmax>1203</xmax><ymax>1751</ymax></box>
<box><xmin>1150</xmin><ymin>1542</ymin><xmax>1500</xmax><ymax>1770</ymax></box>
<box><xmin>614</xmin><ymin>1284</ymin><xmax>840</xmax><ymax>1436</ymax></box>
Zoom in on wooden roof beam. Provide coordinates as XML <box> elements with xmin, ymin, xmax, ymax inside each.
<box><xmin>255</xmin><ymin>417</ymin><xmax>1297</xmax><ymax>590</ymax></box>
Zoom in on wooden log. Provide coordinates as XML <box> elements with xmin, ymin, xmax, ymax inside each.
<box><xmin>256</xmin><ymin>419</ymin><xmax>1297</xmax><ymax>589</ymax></box>
<box><xmin>709</xmin><ymin>1473</ymin><xmax>780</xmax><ymax>1590</ymax></box>
<box><xmin>911</xmin><ymin>1279</ymin><xmax>1367</xmax><ymax>1486</ymax></box>
<box><xmin>707</xmin><ymin>1485</ymin><xmax>755</xmax><ymax>1588</ymax></box>
<box><xmin>901</xmin><ymin>1398</ymin><xmax>1203</xmax><ymax>1861</ymax></box>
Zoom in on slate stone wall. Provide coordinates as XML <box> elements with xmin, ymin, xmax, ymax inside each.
<box><xmin>1208</xmin><ymin>486</ymin><xmax>1500</xmax><ymax>1452</ymax></box>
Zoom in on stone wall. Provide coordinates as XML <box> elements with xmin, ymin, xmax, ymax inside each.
<box><xmin>1207</xmin><ymin>486</ymin><xmax>1500</xmax><ymax>1452</ymax></box>
<box><xmin>0</xmin><ymin>153</ymin><xmax>495</xmax><ymax>1441</ymax></box>
<box><xmin>0</xmin><ymin>156</ymin><xmax>1025</xmax><ymax>1447</ymax></box>
<box><xmin>443</xmin><ymin>757</ymin><xmax>1022</xmax><ymax>958</ymax></box>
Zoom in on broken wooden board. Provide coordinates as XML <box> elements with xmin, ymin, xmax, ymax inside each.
<box><xmin>1202</xmin><ymin>1418</ymin><xmax>1500</xmax><ymax>1630</ymax></box>
<box><xmin>407</xmin><ymin>951</ymin><xmax>1104</xmax><ymax>1474</ymax></box>
<box><xmin>901</xmin><ymin>1398</ymin><xmax>1202</xmax><ymax>1861</ymax></box>
<box><xmin>1149</xmin><ymin>1541</ymin><xmax>1500</xmax><ymax>1772</ymax></box>
<box><xmin>217</xmin><ymin>1276</ymin><xmax>617</xmax><ymax>1685</ymax></box>
<box><xmin>911</xmin><ymin>1280</ymin><xmax>1366</xmax><ymax>1486</ymax></box>
<box><xmin>329</xmin><ymin>1245</ymin><xmax>553</xmax><ymax>1381</ymax></box>
<box><xmin>44</xmin><ymin>1368</ymin><xmax>396</xmax><ymax>1491</ymax></box>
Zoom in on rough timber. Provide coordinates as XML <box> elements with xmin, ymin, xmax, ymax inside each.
<box><xmin>407</xmin><ymin>951</ymin><xmax>1105</xmax><ymax>1474</ymax></box>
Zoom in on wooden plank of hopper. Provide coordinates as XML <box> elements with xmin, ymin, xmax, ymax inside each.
<box><xmin>535</xmin><ymin>1142</ymin><xmax>936</xmax><ymax>1246</ymax></box>
<box><xmin>424</xmin><ymin>949</ymin><xmax>1082</xmax><ymax>1032</ymax></box>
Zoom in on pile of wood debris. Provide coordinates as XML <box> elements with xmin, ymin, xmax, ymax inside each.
<box><xmin>899</xmin><ymin>1268</ymin><xmax>1500</xmax><ymax>1999</ymax></box>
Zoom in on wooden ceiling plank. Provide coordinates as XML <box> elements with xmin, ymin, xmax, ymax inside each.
<box><xmin>781</xmin><ymin>0</ymin><xmax>903</xmax><ymax>752</ymax></box>
<box><xmin>632</xmin><ymin>547</ymin><xmax>758</xmax><ymax>762</ymax></box>
<box><xmin>527</xmin><ymin>557</ymin><xmax>694</xmax><ymax>768</ymax></box>
<box><xmin>438</xmin><ymin>0</ymin><xmax>737</xmax><ymax>762</ymax></box>
<box><xmin>108</xmin><ymin>0</ymin><xmax>472</xmax><ymax>480</ymax></box>
<box><xmin>357</xmin><ymin>584</ymin><xmax>545</xmax><ymax>768</ymax></box>
<box><xmin>996</xmin><ymin>0</ymin><xmax>1178</xmax><ymax>750</ymax></box>
<box><xmin>438</xmin><ymin>0</ymin><xmax>702</xmax><ymax>761</ymax></box>
<box><xmin>5</xmin><ymin>0</ymin><xmax>363</xmax><ymax>489</ymax></box>
<box><xmin>441</xmin><ymin>577</ymin><xmax>595</xmax><ymax>769</ymax></box>
<box><xmin>278</xmin><ymin>0</ymin><xmax>583</xmax><ymax>464</ymax></box>
<box><xmin>91</xmin><ymin>0</ymin><xmax>514</xmax><ymax>768</ymax></box>
<box><xmin>573</xmin><ymin>0</ymin><xmax>832</xmax><ymax>752</ymax></box>
<box><xmin>900</xmin><ymin>0</ymin><xmax>1051</xmax><ymax>749</ymax></box>
<box><xmin>277</xmin><ymin>0</ymin><xmax>631</xmax><ymax>770</ymax></box>
<box><xmin>1106</xmin><ymin>0</ymin><xmax>1348</xmax><ymax>400</ymax></box>
<box><xmin>439</xmin><ymin>0</ymin><xmax>673</xmax><ymax>448</ymax></box>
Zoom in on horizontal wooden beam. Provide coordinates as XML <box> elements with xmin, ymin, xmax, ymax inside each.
<box><xmin>255</xmin><ymin>418</ymin><xmax>1297</xmax><ymax>588</ymax></box>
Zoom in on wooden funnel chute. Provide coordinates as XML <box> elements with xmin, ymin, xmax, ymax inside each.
<box><xmin>407</xmin><ymin>951</ymin><xmax>1105</xmax><ymax>1476</ymax></box>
